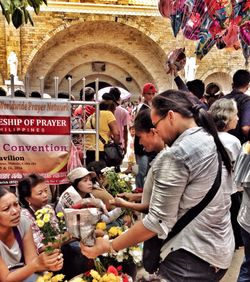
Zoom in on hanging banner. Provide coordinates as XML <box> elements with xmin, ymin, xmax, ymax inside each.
<box><xmin>0</xmin><ymin>98</ymin><xmax>71</xmax><ymax>185</ymax></box>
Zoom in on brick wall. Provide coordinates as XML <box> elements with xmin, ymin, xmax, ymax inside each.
<box><xmin>1</xmin><ymin>3</ymin><xmax>248</xmax><ymax>97</ymax></box>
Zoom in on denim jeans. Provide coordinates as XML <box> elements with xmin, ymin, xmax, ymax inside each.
<box><xmin>135</xmin><ymin>154</ymin><xmax>149</xmax><ymax>189</ymax></box>
<box><xmin>158</xmin><ymin>249</ymin><xmax>227</xmax><ymax>282</ymax></box>
<box><xmin>237</xmin><ymin>227</ymin><xmax>250</xmax><ymax>282</ymax></box>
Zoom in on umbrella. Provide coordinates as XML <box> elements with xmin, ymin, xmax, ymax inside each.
<box><xmin>97</xmin><ymin>86</ymin><xmax>131</xmax><ymax>101</ymax></box>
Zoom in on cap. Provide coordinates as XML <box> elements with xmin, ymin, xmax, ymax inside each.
<box><xmin>67</xmin><ymin>167</ymin><xmax>96</xmax><ymax>183</ymax></box>
<box><xmin>142</xmin><ymin>83</ymin><xmax>157</xmax><ymax>94</ymax></box>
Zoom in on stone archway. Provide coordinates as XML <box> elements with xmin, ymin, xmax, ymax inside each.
<box><xmin>26</xmin><ymin>20</ymin><xmax>168</xmax><ymax>98</ymax></box>
<box><xmin>204</xmin><ymin>72</ymin><xmax>232</xmax><ymax>94</ymax></box>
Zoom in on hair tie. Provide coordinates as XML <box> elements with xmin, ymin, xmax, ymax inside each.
<box><xmin>191</xmin><ymin>104</ymin><xmax>203</xmax><ymax>114</ymax></box>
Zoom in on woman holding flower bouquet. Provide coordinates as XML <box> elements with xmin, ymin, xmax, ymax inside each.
<box><xmin>0</xmin><ymin>187</ymin><xmax>63</xmax><ymax>282</ymax></box>
<box><xmin>81</xmin><ymin>90</ymin><xmax>235</xmax><ymax>282</ymax></box>
<box><xmin>18</xmin><ymin>174</ymin><xmax>93</xmax><ymax>280</ymax></box>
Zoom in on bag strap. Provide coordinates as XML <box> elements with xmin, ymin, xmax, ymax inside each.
<box><xmin>164</xmin><ymin>152</ymin><xmax>222</xmax><ymax>243</ymax></box>
<box><xmin>90</xmin><ymin>116</ymin><xmax>106</xmax><ymax>145</ymax></box>
<box><xmin>13</xmin><ymin>226</ymin><xmax>24</xmax><ymax>263</ymax></box>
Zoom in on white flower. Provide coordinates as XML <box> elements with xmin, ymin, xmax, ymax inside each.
<box><xmin>116</xmin><ymin>249</ymin><xmax>126</xmax><ymax>262</ymax></box>
<box><xmin>129</xmin><ymin>248</ymin><xmax>142</xmax><ymax>264</ymax></box>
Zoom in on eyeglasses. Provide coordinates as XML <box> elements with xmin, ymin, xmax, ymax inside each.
<box><xmin>152</xmin><ymin>115</ymin><xmax>166</xmax><ymax>128</ymax></box>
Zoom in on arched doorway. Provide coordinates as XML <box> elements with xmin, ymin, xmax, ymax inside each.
<box><xmin>26</xmin><ymin>20</ymin><xmax>168</xmax><ymax>99</ymax></box>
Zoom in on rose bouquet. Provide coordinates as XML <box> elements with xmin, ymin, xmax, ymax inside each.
<box><xmin>35</xmin><ymin>207</ymin><xmax>67</xmax><ymax>252</ymax></box>
<box><xmin>70</xmin><ymin>265</ymin><xmax>132</xmax><ymax>282</ymax></box>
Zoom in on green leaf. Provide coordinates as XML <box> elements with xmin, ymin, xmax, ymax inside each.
<box><xmin>0</xmin><ymin>0</ymin><xmax>11</xmax><ymax>11</ymax></box>
<box><xmin>33</xmin><ymin>4</ymin><xmax>39</xmax><ymax>14</ymax></box>
<box><xmin>22</xmin><ymin>7</ymin><xmax>28</xmax><ymax>23</ymax></box>
<box><xmin>12</xmin><ymin>7</ymin><xmax>23</xmax><ymax>28</ymax></box>
<box><xmin>27</xmin><ymin>10</ymin><xmax>34</xmax><ymax>25</ymax></box>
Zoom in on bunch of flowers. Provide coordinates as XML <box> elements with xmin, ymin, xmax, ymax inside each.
<box><xmin>95</xmin><ymin>223</ymin><xmax>142</xmax><ymax>266</ymax></box>
<box><xmin>101</xmin><ymin>167</ymin><xmax>133</xmax><ymax>197</ymax></box>
<box><xmin>35</xmin><ymin>208</ymin><xmax>67</xmax><ymax>252</ymax></box>
<box><xmin>70</xmin><ymin>265</ymin><xmax>131</xmax><ymax>282</ymax></box>
<box><xmin>36</xmin><ymin>272</ymin><xmax>64</xmax><ymax>282</ymax></box>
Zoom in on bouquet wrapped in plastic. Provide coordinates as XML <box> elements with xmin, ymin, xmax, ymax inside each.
<box><xmin>60</xmin><ymin>186</ymin><xmax>108</xmax><ymax>246</ymax></box>
<box><xmin>63</xmin><ymin>204</ymin><xmax>102</xmax><ymax>246</ymax></box>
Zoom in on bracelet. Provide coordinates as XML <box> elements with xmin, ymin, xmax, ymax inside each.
<box><xmin>108</xmin><ymin>240</ymin><xmax>118</xmax><ymax>255</ymax></box>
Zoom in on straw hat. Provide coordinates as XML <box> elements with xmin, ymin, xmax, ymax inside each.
<box><xmin>67</xmin><ymin>167</ymin><xmax>96</xmax><ymax>183</ymax></box>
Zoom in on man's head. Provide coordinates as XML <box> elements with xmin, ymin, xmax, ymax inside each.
<box><xmin>134</xmin><ymin>108</ymin><xmax>164</xmax><ymax>153</ymax></box>
<box><xmin>109</xmin><ymin>87</ymin><xmax>121</xmax><ymax>103</ymax></box>
<box><xmin>186</xmin><ymin>79</ymin><xmax>205</xmax><ymax>99</ymax></box>
<box><xmin>232</xmin><ymin>69</ymin><xmax>250</xmax><ymax>92</ymax></box>
<box><xmin>79</xmin><ymin>87</ymin><xmax>95</xmax><ymax>101</ymax></box>
<box><xmin>142</xmin><ymin>83</ymin><xmax>157</xmax><ymax>104</ymax></box>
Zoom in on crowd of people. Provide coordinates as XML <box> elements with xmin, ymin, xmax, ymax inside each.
<box><xmin>0</xmin><ymin>68</ymin><xmax>250</xmax><ymax>282</ymax></box>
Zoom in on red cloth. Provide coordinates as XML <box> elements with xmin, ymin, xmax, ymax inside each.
<box><xmin>74</xmin><ymin>105</ymin><xmax>95</xmax><ymax>120</ymax></box>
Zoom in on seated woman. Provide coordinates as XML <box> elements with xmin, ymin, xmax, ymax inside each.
<box><xmin>56</xmin><ymin>167</ymin><xmax>124</xmax><ymax>224</ymax></box>
<box><xmin>17</xmin><ymin>173</ymin><xmax>93</xmax><ymax>280</ymax></box>
<box><xmin>0</xmin><ymin>187</ymin><xmax>63</xmax><ymax>282</ymax></box>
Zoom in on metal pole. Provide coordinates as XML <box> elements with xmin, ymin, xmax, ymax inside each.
<box><xmin>39</xmin><ymin>76</ymin><xmax>44</xmax><ymax>98</ymax></box>
<box><xmin>68</xmin><ymin>77</ymin><xmax>72</xmax><ymax>98</ymax></box>
<box><xmin>82</xmin><ymin>77</ymin><xmax>86</xmax><ymax>167</ymax></box>
<box><xmin>10</xmin><ymin>74</ymin><xmax>15</xmax><ymax>97</ymax></box>
<box><xmin>24</xmin><ymin>74</ymin><xmax>30</xmax><ymax>98</ymax></box>
<box><xmin>95</xmin><ymin>78</ymin><xmax>99</xmax><ymax>94</ymax></box>
<box><xmin>95</xmin><ymin>101</ymin><xmax>100</xmax><ymax>162</ymax></box>
<box><xmin>54</xmin><ymin>76</ymin><xmax>59</xmax><ymax>99</ymax></box>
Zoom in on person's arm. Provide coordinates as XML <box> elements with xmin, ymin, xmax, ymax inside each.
<box><xmin>117</xmin><ymin>192</ymin><xmax>142</xmax><ymax>202</ymax></box>
<box><xmin>123</xmin><ymin>125</ymin><xmax>128</xmax><ymax>154</ymax></box>
<box><xmin>108</xmin><ymin>120</ymin><xmax>120</xmax><ymax>145</ymax></box>
<box><xmin>174</xmin><ymin>76</ymin><xmax>189</xmax><ymax>92</ymax></box>
<box><xmin>80</xmin><ymin>220</ymin><xmax>155</xmax><ymax>259</ymax></box>
<box><xmin>242</xmin><ymin>125</ymin><xmax>250</xmax><ymax>138</ymax></box>
<box><xmin>0</xmin><ymin>228</ymin><xmax>63</xmax><ymax>282</ymax></box>
<box><xmin>109</xmin><ymin>197</ymin><xmax>148</xmax><ymax>213</ymax></box>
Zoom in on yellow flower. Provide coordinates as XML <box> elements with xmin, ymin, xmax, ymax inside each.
<box><xmin>43</xmin><ymin>214</ymin><xmax>50</xmax><ymax>223</ymax></box>
<box><xmin>57</xmin><ymin>212</ymin><xmax>64</xmax><ymax>218</ymax></box>
<box><xmin>90</xmin><ymin>269</ymin><xmax>101</xmax><ymax>280</ymax></box>
<box><xmin>108</xmin><ymin>226</ymin><xmax>122</xmax><ymax>238</ymax></box>
<box><xmin>36</xmin><ymin>219</ymin><xmax>44</xmax><ymax>228</ymax></box>
<box><xmin>51</xmin><ymin>274</ymin><xmax>65</xmax><ymax>282</ymax></box>
<box><xmin>96</xmin><ymin>222</ymin><xmax>106</xmax><ymax>231</ymax></box>
<box><xmin>36</xmin><ymin>213</ymin><xmax>43</xmax><ymax>219</ymax></box>
<box><xmin>42</xmin><ymin>272</ymin><xmax>53</xmax><ymax>280</ymax></box>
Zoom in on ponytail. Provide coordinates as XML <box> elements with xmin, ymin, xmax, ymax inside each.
<box><xmin>154</xmin><ymin>90</ymin><xmax>232</xmax><ymax>173</ymax></box>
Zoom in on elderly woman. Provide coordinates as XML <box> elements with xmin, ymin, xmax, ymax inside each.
<box><xmin>209</xmin><ymin>99</ymin><xmax>242</xmax><ymax>249</ymax></box>
<box><xmin>0</xmin><ymin>188</ymin><xmax>63</xmax><ymax>282</ymax></box>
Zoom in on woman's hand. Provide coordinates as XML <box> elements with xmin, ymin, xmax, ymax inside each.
<box><xmin>109</xmin><ymin>197</ymin><xmax>129</xmax><ymax>208</ymax></box>
<box><xmin>80</xmin><ymin>237</ymin><xmax>110</xmax><ymax>259</ymax></box>
<box><xmin>117</xmin><ymin>192</ymin><xmax>142</xmax><ymax>202</ymax></box>
<box><xmin>33</xmin><ymin>249</ymin><xmax>63</xmax><ymax>272</ymax></box>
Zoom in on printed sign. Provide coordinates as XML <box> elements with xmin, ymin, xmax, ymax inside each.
<box><xmin>0</xmin><ymin>98</ymin><xmax>71</xmax><ymax>185</ymax></box>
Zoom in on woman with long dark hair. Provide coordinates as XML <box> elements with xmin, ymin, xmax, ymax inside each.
<box><xmin>80</xmin><ymin>90</ymin><xmax>234</xmax><ymax>282</ymax></box>
<box><xmin>0</xmin><ymin>187</ymin><xmax>63</xmax><ymax>282</ymax></box>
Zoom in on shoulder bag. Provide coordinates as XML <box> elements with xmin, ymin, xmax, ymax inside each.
<box><xmin>90</xmin><ymin>117</ymin><xmax>124</xmax><ymax>167</ymax></box>
<box><xmin>143</xmin><ymin>153</ymin><xmax>222</xmax><ymax>274</ymax></box>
